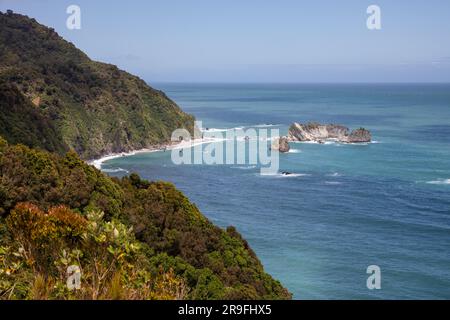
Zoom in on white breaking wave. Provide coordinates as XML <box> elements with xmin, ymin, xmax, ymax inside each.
<box><xmin>259</xmin><ymin>172</ymin><xmax>310</xmax><ymax>178</ymax></box>
<box><xmin>288</xmin><ymin>149</ymin><xmax>302</xmax><ymax>153</ymax></box>
<box><xmin>349</xmin><ymin>142</ymin><xmax>370</xmax><ymax>146</ymax></box>
<box><xmin>102</xmin><ymin>168</ymin><xmax>129</xmax><ymax>173</ymax></box>
<box><xmin>278</xmin><ymin>173</ymin><xmax>309</xmax><ymax>178</ymax></box>
<box><xmin>201</xmin><ymin>126</ymin><xmax>246</xmax><ymax>133</ymax></box>
<box><xmin>232</xmin><ymin>166</ymin><xmax>257</xmax><ymax>170</ymax></box>
<box><xmin>327</xmin><ymin>172</ymin><xmax>341</xmax><ymax>177</ymax></box>
<box><xmin>290</xmin><ymin>140</ymin><xmax>379</xmax><ymax>146</ymax></box>
<box><xmin>88</xmin><ymin>137</ymin><xmax>214</xmax><ymax>170</ymax></box>
<box><xmin>89</xmin><ymin>152</ymin><xmax>139</xmax><ymax>170</ymax></box>
<box><xmin>291</xmin><ymin>140</ymin><xmax>321</xmax><ymax>144</ymax></box>
<box><xmin>201</xmin><ymin>128</ymin><xmax>229</xmax><ymax>133</ymax></box>
<box><xmin>325</xmin><ymin>181</ymin><xmax>342</xmax><ymax>185</ymax></box>
<box><xmin>291</xmin><ymin>140</ymin><xmax>337</xmax><ymax>145</ymax></box>
<box><xmin>201</xmin><ymin>124</ymin><xmax>280</xmax><ymax>133</ymax></box>
<box><xmin>252</xmin><ymin>124</ymin><xmax>281</xmax><ymax>128</ymax></box>
<box><xmin>426</xmin><ymin>179</ymin><xmax>450</xmax><ymax>185</ymax></box>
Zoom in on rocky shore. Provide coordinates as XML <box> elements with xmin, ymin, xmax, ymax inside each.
<box><xmin>288</xmin><ymin>122</ymin><xmax>371</xmax><ymax>143</ymax></box>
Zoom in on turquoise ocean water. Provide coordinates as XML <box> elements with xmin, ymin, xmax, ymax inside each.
<box><xmin>102</xmin><ymin>84</ymin><xmax>450</xmax><ymax>299</ymax></box>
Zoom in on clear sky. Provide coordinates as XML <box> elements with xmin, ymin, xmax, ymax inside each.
<box><xmin>1</xmin><ymin>0</ymin><xmax>450</xmax><ymax>83</ymax></box>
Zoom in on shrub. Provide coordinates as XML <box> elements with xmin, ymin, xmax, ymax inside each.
<box><xmin>0</xmin><ymin>203</ymin><xmax>188</xmax><ymax>300</ymax></box>
<box><xmin>0</xmin><ymin>140</ymin><xmax>291</xmax><ymax>300</ymax></box>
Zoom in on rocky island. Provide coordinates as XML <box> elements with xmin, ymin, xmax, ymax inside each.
<box><xmin>288</xmin><ymin>122</ymin><xmax>372</xmax><ymax>143</ymax></box>
<box><xmin>272</xmin><ymin>136</ymin><xmax>291</xmax><ymax>153</ymax></box>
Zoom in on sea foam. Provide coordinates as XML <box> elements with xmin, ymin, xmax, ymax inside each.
<box><xmin>426</xmin><ymin>179</ymin><xmax>450</xmax><ymax>185</ymax></box>
<box><xmin>232</xmin><ymin>166</ymin><xmax>257</xmax><ymax>170</ymax></box>
<box><xmin>325</xmin><ymin>181</ymin><xmax>342</xmax><ymax>185</ymax></box>
<box><xmin>101</xmin><ymin>168</ymin><xmax>129</xmax><ymax>173</ymax></box>
<box><xmin>259</xmin><ymin>172</ymin><xmax>310</xmax><ymax>178</ymax></box>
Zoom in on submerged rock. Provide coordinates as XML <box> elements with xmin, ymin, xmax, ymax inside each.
<box><xmin>288</xmin><ymin>122</ymin><xmax>371</xmax><ymax>143</ymax></box>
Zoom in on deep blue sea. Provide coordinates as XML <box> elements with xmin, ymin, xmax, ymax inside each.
<box><xmin>102</xmin><ymin>84</ymin><xmax>450</xmax><ymax>299</ymax></box>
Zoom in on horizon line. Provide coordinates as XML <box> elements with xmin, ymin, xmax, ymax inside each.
<box><xmin>148</xmin><ymin>81</ymin><xmax>450</xmax><ymax>85</ymax></box>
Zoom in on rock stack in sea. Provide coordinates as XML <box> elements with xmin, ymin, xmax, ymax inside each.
<box><xmin>288</xmin><ymin>122</ymin><xmax>371</xmax><ymax>143</ymax></box>
<box><xmin>272</xmin><ymin>136</ymin><xmax>291</xmax><ymax>153</ymax></box>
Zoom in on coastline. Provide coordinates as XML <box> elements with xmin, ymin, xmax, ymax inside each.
<box><xmin>88</xmin><ymin>137</ymin><xmax>219</xmax><ymax>170</ymax></box>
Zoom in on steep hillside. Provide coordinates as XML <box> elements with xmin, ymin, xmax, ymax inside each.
<box><xmin>0</xmin><ymin>80</ymin><xmax>68</xmax><ymax>154</ymax></box>
<box><xmin>0</xmin><ymin>11</ymin><xmax>195</xmax><ymax>159</ymax></box>
<box><xmin>0</xmin><ymin>137</ymin><xmax>291</xmax><ymax>299</ymax></box>
<box><xmin>0</xmin><ymin>10</ymin><xmax>292</xmax><ymax>300</ymax></box>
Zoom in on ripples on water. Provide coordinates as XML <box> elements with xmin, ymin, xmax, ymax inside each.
<box><xmin>102</xmin><ymin>84</ymin><xmax>450</xmax><ymax>299</ymax></box>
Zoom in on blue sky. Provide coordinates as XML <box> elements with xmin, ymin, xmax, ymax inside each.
<box><xmin>1</xmin><ymin>0</ymin><xmax>450</xmax><ymax>82</ymax></box>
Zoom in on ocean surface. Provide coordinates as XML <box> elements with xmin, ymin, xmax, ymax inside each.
<box><xmin>102</xmin><ymin>83</ymin><xmax>450</xmax><ymax>299</ymax></box>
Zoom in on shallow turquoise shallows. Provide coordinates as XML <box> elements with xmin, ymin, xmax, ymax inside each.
<box><xmin>103</xmin><ymin>83</ymin><xmax>450</xmax><ymax>299</ymax></box>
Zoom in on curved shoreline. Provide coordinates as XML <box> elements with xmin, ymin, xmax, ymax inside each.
<box><xmin>88</xmin><ymin>137</ymin><xmax>218</xmax><ymax>170</ymax></box>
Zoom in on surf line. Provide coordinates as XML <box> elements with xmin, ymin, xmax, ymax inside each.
<box><xmin>171</xmin><ymin>121</ymin><xmax>280</xmax><ymax>175</ymax></box>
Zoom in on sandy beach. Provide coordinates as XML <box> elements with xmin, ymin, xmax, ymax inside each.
<box><xmin>88</xmin><ymin>137</ymin><xmax>220</xmax><ymax>170</ymax></box>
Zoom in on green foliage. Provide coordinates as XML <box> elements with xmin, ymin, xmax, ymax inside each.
<box><xmin>0</xmin><ymin>140</ymin><xmax>291</xmax><ymax>300</ymax></box>
<box><xmin>0</xmin><ymin>11</ymin><xmax>291</xmax><ymax>299</ymax></box>
<box><xmin>0</xmin><ymin>80</ymin><xmax>67</xmax><ymax>154</ymax></box>
<box><xmin>0</xmin><ymin>143</ymin><xmax>123</xmax><ymax>217</ymax></box>
<box><xmin>0</xmin><ymin>11</ymin><xmax>195</xmax><ymax>159</ymax></box>
<box><xmin>0</xmin><ymin>203</ymin><xmax>188</xmax><ymax>300</ymax></box>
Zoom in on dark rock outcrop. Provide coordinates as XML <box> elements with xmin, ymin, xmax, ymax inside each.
<box><xmin>347</xmin><ymin>128</ymin><xmax>372</xmax><ymax>143</ymax></box>
<box><xmin>272</xmin><ymin>136</ymin><xmax>291</xmax><ymax>153</ymax></box>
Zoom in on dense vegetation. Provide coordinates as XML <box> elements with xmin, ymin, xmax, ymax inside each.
<box><xmin>0</xmin><ymin>138</ymin><xmax>291</xmax><ymax>299</ymax></box>
<box><xmin>0</xmin><ymin>80</ymin><xmax>68</xmax><ymax>154</ymax></box>
<box><xmin>0</xmin><ymin>11</ymin><xmax>195</xmax><ymax>159</ymax></box>
<box><xmin>0</xmin><ymin>10</ymin><xmax>291</xmax><ymax>300</ymax></box>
